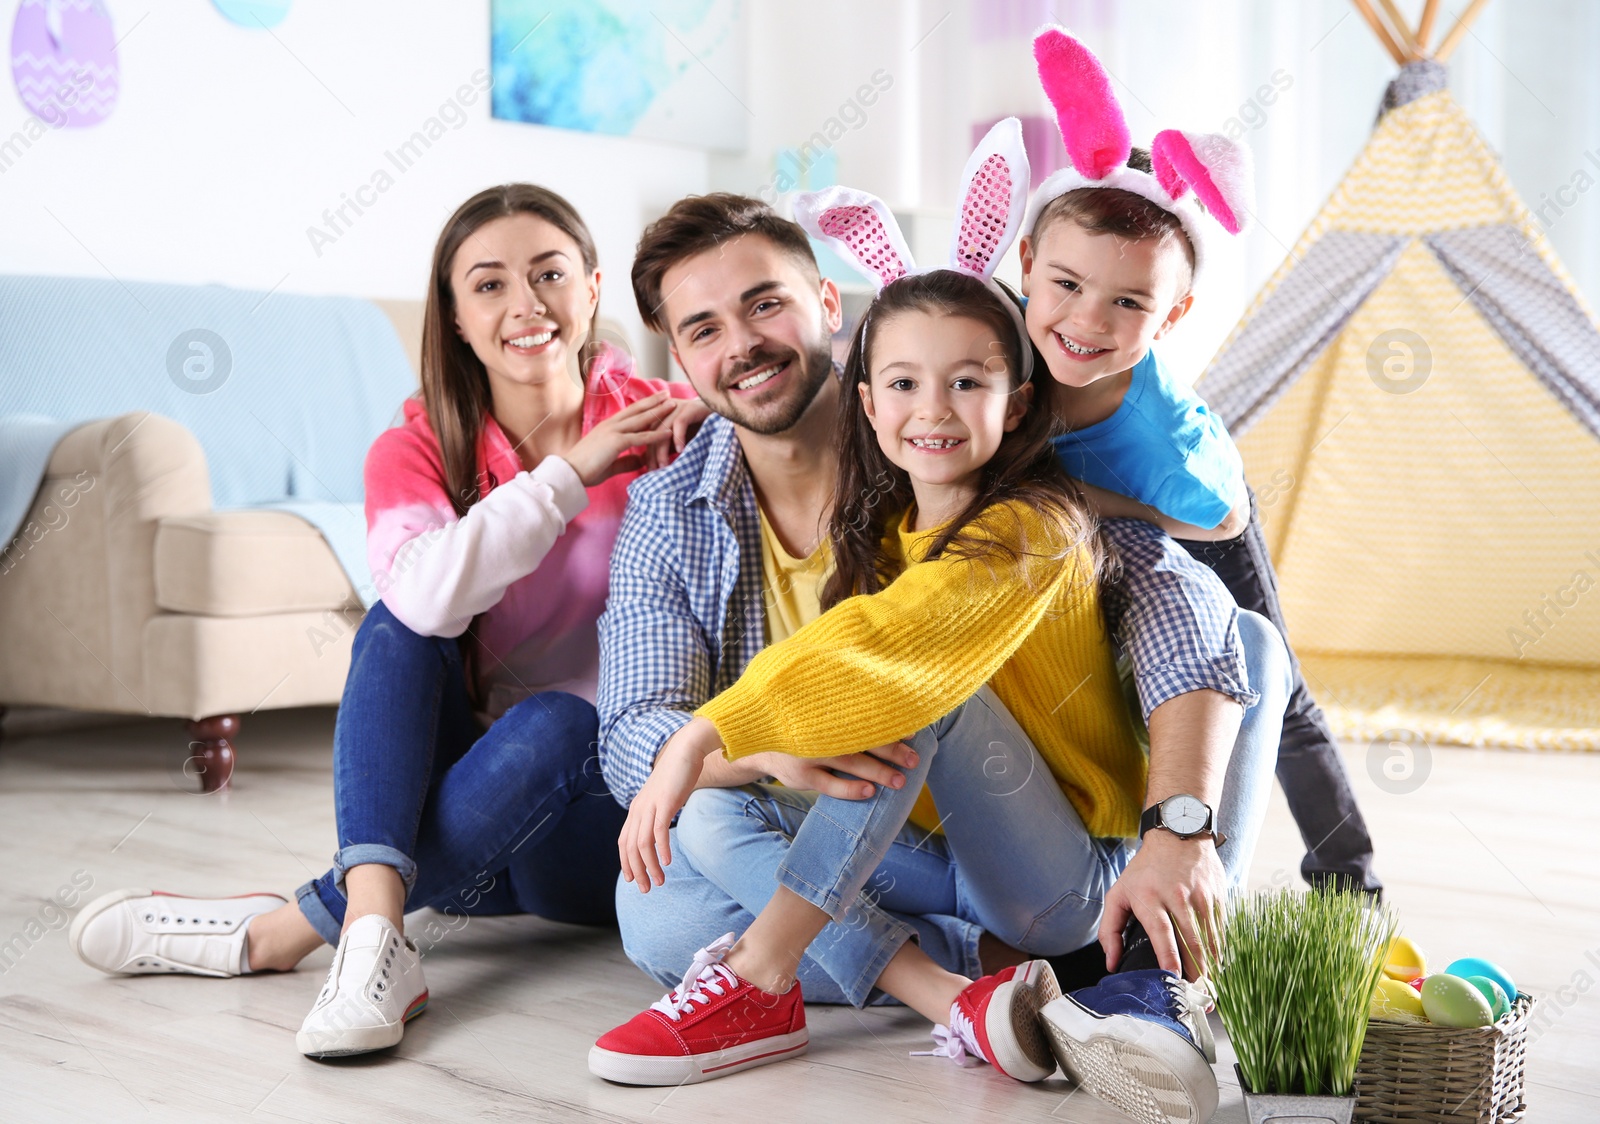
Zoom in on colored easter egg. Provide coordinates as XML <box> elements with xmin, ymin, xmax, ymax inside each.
<box><xmin>1464</xmin><ymin>976</ymin><xmax>1510</xmax><ymax>1021</ymax></box>
<box><xmin>1370</xmin><ymin>978</ymin><xmax>1427</xmax><ymax>1024</ymax></box>
<box><xmin>10</xmin><ymin>0</ymin><xmax>119</xmax><ymax>127</ymax></box>
<box><xmin>211</xmin><ymin>0</ymin><xmax>292</xmax><ymax>29</ymax></box>
<box><xmin>1444</xmin><ymin>958</ymin><xmax>1517</xmax><ymax>1004</ymax></box>
<box><xmin>1382</xmin><ymin>935</ymin><xmax>1427</xmax><ymax>982</ymax></box>
<box><xmin>1421</xmin><ymin>973</ymin><xmax>1494</xmax><ymax>1028</ymax></box>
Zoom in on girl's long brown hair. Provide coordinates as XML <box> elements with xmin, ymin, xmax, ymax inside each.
<box><xmin>821</xmin><ymin>270</ymin><xmax>1107</xmax><ymax>610</ymax></box>
<box><xmin>420</xmin><ymin>184</ymin><xmax>601</xmax><ymax>517</ymax></box>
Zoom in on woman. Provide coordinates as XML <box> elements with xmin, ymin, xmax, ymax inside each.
<box><xmin>69</xmin><ymin>184</ymin><xmax>705</xmax><ymax>1059</ymax></box>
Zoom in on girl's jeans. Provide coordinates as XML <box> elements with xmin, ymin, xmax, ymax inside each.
<box><xmin>616</xmin><ymin>609</ymin><xmax>1290</xmax><ymax>1007</ymax></box>
<box><xmin>295</xmin><ymin>601</ymin><xmax>626</xmax><ymax>945</ymax></box>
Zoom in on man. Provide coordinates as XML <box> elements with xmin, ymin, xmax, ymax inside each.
<box><xmin>593</xmin><ymin>194</ymin><xmax>1288</xmax><ymax>1112</ymax></box>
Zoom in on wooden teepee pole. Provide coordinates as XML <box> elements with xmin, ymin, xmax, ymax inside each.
<box><xmin>1350</xmin><ymin>0</ymin><xmax>1409</xmax><ymax>65</ymax></box>
<box><xmin>1376</xmin><ymin>0</ymin><xmax>1420</xmax><ymax>57</ymax></box>
<box><xmin>1436</xmin><ymin>0</ymin><xmax>1490</xmax><ymax>61</ymax></box>
<box><xmin>1415</xmin><ymin>0</ymin><xmax>1442</xmax><ymax>52</ymax></box>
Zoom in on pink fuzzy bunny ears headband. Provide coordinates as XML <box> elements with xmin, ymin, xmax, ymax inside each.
<box><xmin>1020</xmin><ymin>25</ymin><xmax>1255</xmax><ymax>287</ymax></box>
<box><xmin>793</xmin><ymin>117</ymin><xmax>1035</xmax><ymax>381</ymax></box>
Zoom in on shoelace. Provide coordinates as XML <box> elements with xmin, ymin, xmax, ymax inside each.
<box><xmin>650</xmin><ymin>932</ymin><xmax>739</xmax><ymax>1022</ymax></box>
<box><xmin>911</xmin><ymin>1002</ymin><xmax>983</xmax><ymax>1068</ymax></box>
<box><xmin>1165</xmin><ymin>974</ymin><xmax>1215</xmax><ymax>1019</ymax></box>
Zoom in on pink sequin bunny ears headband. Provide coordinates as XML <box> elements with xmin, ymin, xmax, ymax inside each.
<box><xmin>794</xmin><ymin>117</ymin><xmax>1034</xmax><ymax>381</ymax></box>
<box><xmin>1019</xmin><ymin>25</ymin><xmax>1255</xmax><ymax>288</ymax></box>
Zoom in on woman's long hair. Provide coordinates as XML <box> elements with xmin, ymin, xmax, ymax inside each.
<box><xmin>821</xmin><ymin>270</ymin><xmax>1107</xmax><ymax>609</ymax></box>
<box><xmin>420</xmin><ymin>184</ymin><xmax>601</xmax><ymax>517</ymax></box>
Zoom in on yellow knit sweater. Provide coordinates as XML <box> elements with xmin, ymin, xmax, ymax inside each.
<box><xmin>696</xmin><ymin>500</ymin><xmax>1147</xmax><ymax>839</ymax></box>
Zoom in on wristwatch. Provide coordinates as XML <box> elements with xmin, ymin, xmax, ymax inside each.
<box><xmin>1139</xmin><ymin>794</ymin><xmax>1226</xmax><ymax>846</ymax></box>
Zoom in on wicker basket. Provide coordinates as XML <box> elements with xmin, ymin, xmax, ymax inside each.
<box><xmin>1352</xmin><ymin>993</ymin><xmax>1534</xmax><ymax>1123</ymax></box>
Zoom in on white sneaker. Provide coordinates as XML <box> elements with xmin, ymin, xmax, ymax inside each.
<box><xmin>296</xmin><ymin>914</ymin><xmax>427</xmax><ymax>1058</ymax></box>
<box><xmin>70</xmin><ymin>888</ymin><xmax>286</xmax><ymax>977</ymax></box>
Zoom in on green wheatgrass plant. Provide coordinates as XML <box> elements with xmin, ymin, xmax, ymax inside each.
<box><xmin>1203</xmin><ymin>888</ymin><xmax>1398</xmax><ymax>1097</ymax></box>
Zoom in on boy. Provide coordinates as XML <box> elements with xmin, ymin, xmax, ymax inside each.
<box><xmin>1018</xmin><ymin>144</ymin><xmax>1380</xmax><ymax>899</ymax></box>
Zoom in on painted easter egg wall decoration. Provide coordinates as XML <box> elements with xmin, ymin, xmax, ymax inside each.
<box><xmin>212</xmin><ymin>0</ymin><xmax>292</xmax><ymax>30</ymax></box>
<box><xmin>10</xmin><ymin>0</ymin><xmax>119</xmax><ymax>128</ymax></box>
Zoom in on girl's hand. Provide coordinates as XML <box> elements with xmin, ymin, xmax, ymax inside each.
<box><xmin>619</xmin><ymin>717</ymin><xmax>722</xmax><ymax>891</ymax></box>
<box><xmin>562</xmin><ymin>391</ymin><xmax>676</xmax><ymax>486</ymax></box>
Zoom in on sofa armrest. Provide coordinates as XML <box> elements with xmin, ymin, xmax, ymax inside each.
<box><xmin>0</xmin><ymin>412</ymin><xmax>211</xmax><ymax>714</ymax></box>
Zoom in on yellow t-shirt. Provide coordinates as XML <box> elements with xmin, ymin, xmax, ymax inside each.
<box><xmin>756</xmin><ymin>505</ymin><xmax>829</xmax><ymax>646</ymax></box>
<box><xmin>755</xmin><ymin>504</ymin><xmax>945</xmax><ymax>832</ymax></box>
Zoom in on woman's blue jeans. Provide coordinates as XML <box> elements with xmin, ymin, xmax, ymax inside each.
<box><xmin>616</xmin><ymin>609</ymin><xmax>1291</xmax><ymax>1006</ymax></box>
<box><xmin>294</xmin><ymin>601</ymin><xmax>627</xmax><ymax>945</ymax></box>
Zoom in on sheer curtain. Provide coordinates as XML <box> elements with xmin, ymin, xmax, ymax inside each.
<box><xmin>893</xmin><ymin>0</ymin><xmax>1600</xmax><ymax>378</ymax></box>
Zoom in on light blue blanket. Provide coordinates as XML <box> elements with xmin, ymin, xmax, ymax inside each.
<box><xmin>1</xmin><ymin>275</ymin><xmax>418</xmax><ymax>606</ymax></box>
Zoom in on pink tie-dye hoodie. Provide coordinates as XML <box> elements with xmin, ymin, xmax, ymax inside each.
<box><xmin>363</xmin><ymin>343</ymin><xmax>698</xmax><ymax>718</ymax></box>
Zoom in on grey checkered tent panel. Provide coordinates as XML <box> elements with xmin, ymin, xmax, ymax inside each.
<box><xmin>1424</xmin><ymin>225</ymin><xmax>1600</xmax><ymax>442</ymax></box>
<box><xmin>1201</xmin><ymin>231</ymin><xmax>1406</xmax><ymax>434</ymax></box>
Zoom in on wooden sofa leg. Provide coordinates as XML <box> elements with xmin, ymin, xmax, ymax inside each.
<box><xmin>186</xmin><ymin>715</ymin><xmax>240</xmax><ymax>793</ymax></box>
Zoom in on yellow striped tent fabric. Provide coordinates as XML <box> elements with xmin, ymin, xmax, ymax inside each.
<box><xmin>1198</xmin><ymin>80</ymin><xmax>1600</xmax><ymax>753</ymax></box>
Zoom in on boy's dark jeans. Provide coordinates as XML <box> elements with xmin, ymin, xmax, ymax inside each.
<box><xmin>1173</xmin><ymin>487</ymin><xmax>1382</xmax><ymax>896</ymax></box>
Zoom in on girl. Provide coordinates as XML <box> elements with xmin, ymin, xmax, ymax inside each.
<box><xmin>593</xmin><ymin>262</ymin><xmax>1160</xmax><ymax>1086</ymax></box>
<box><xmin>71</xmin><ymin>184</ymin><xmax>706</xmax><ymax>1059</ymax></box>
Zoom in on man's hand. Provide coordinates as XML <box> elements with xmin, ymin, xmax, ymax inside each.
<box><xmin>740</xmin><ymin>743</ymin><xmax>918</xmax><ymax>800</ymax></box>
<box><xmin>1099</xmin><ymin>830</ymin><xmax>1226</xmax><ymax>981</ymax></box>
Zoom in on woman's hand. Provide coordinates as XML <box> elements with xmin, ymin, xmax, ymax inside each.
<box><xmin>646</xmin><ymin>396</ymin><xmax>713</xmax><ymax>469</ymax></box>
<box><xmin>619</xmin><ymin>717</ymin><xmax>723</xmax><ymax>892</ymax></box>
<box><xmin>562</xmin><ymin>391</ymin><xmax>677</xmax><ymax>486</ymax></box>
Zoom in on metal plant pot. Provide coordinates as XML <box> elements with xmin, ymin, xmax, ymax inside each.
<box><xmin>1236</xmin><ymin>1064</ymin><xmax>1356</xmax><ymax>1124</ymax></box>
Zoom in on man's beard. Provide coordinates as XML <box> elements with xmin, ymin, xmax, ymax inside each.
<box><xmin>713</xmin><ymin>334</ymin><xmax>835</xmax><ymax>437</ymax></box>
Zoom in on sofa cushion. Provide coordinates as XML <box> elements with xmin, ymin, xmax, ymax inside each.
<box><xmin>154</xmin><ymin>510</ymin><xmax>357</xmax><ymax>617</ymax></box>
<box><xmin>143</xmin><ymin>608</ymin><xmax>358</xmax><ymax>718</ymax></box>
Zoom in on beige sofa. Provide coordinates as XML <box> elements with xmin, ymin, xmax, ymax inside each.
<box><xmin>0</xmin><ymin>300</ymin><xmax>425</xmax><ymax>791</ymax></box>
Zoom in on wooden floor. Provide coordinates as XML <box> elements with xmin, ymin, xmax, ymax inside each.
<box><xmin>1</xmin><ymin>706</ymin><xmax>1596</xmax><ymax>1123</ymax></box>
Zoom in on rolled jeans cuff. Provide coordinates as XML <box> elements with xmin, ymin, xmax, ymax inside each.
<box><xmin>294</xmin><ymin>880</ymin><xmax>343</xmax><ymax>947</ymax></box>
<box><xmin>834</xmin><ymin>908</ymin><xmax>918</xmax><ymax>1009</ymax></box>
<box><xmin>334</xmin><ymin>843</ymin><xmax>418</xmax><ymax>892</ymax></box>
<box><xmin>295</xmin><ymin>844</ymin><xmax>418</xmax><ymax>947</ymax></box>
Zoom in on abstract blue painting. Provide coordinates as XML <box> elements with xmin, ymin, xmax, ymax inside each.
<box><xmin>491</xmin><ymin>0</ymin><xmax>747</xmax><ymax>151</ymax></box>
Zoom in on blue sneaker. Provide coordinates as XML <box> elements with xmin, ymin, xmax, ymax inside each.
<box><xmin>1038</xmin><ymin>968</ymin><xmax>1218</xmax><ymax>1124</ymax></box>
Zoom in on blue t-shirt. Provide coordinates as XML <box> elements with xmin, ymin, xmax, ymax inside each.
<box><xmin>1051</xmin><ymin>347</ymin><xmax>1244</xmax><ymax>530</ymax></box>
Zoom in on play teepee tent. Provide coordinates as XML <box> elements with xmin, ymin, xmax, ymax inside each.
<box><xmin>1199</xmin><ymin>0</ymin><xmax>1600</xmax><ymax>751</ymax></box>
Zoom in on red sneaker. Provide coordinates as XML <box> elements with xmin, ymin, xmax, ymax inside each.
<box><xmin>589</xmin><ymin>934</ymin><xmax>808</xmax><ymax>1086</ymax></box>
<box><xmin>914</xmin><ymin>959</ymin><xmax>1061</xmax><ymax>1082</ymax></box>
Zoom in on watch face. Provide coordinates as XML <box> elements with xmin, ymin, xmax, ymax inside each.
<box><xmin>1162</xmin><ymin>795</ymin><xmax>1208</xmax><ymax>835</ymax></box>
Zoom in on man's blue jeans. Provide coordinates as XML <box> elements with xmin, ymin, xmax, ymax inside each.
<box><xmin>295</xmin><ymin>601</ymin><xmax>626</xmax><ymax>945</ymax></box>
<box><xmin>615</xmin><ymin>609</ymin><xmax>1290</xmax><ymax>1007</ymax></box>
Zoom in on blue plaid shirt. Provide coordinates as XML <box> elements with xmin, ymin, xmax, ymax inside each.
<box><xmin>597</xmin><ymin>415</ymin><xmax>1257</xmax><ymax>806</ymax></box>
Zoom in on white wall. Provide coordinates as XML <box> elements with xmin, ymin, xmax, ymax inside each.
<box><xmin>0</xmin><ymin>1</ymin><xmax>710</xmax><ymax>370</ymax></box>
<box><xmin>4</xmin><ymin>0</ymin><xmax>1596</xmax><ymax>385</ymax></box>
